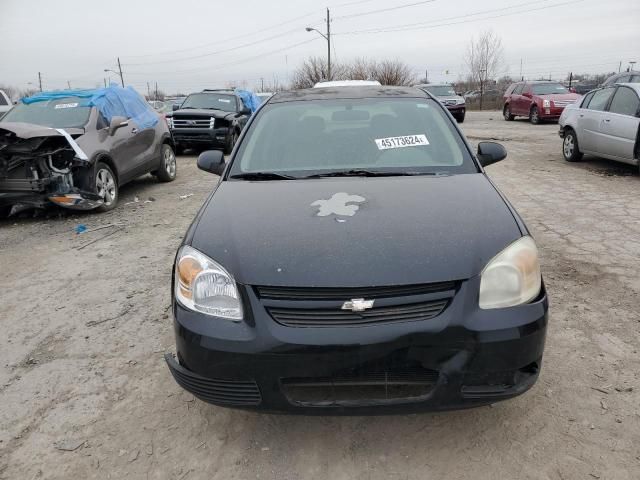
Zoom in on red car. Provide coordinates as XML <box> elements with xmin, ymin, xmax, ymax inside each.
<box><xmin>503</xmin><ymin>81</ymin><xmax>581</xmax><ymax>124</ymax></box>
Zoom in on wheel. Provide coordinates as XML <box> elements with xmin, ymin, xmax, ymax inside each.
<box><xmin>155</xmin><ymin>144</ymin><xmax>177</xmax><ymax>182</ymax></box>
<box><xmin>455</xmin><ymin>113</ymin><xmax>465</xmax><ymax>123</ymax></box>
<box><xmin>503</xmin><ymin>104</ymin><xmax>514</xmax><ymax>121</ymax></box>
<box><xmin>562</xmin><ymin>128</ymin><xmax>583</xmax><ymax>162</ymax></box>
<box><xmin>530</xmin><ymin>106</ymin><xmax>541</xmax><ymax>124</ymax></box>
<box><xmin>94</xmin><ymin>162</ymin><xmax>118</xmax><ymax>212</ymax></box>
<box><xmin>224</xmin><ymin>130</ymin><xmax>238</xmax><ymax>155</ymax></box>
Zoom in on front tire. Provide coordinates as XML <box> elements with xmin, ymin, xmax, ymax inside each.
<box><xmin>455</xmin><ymin>113</ymin><xmax>465</xmax><ymax>123</ymax></box>
<box><xmin>94</xmin><ymin>162</ymin><xmax>118</xmax><ymax>213</ymax></box>
<box><xmin>503</xmin><ymin>104</ymin><xmax>514</xmax><ymax>121</ymax></box>
<box><xmin>224</xmin><ymin>130</ymin><xmax>238</xmax><ymax>155</ymax></box>
<box><xmin>155</xmin><ymin>144</ymin><xmax>177</xmax><ymax>182</ymax></box>
<box><xmin>530</xmin><ymin>106</ymin><xmax>541</xmax><ymax>124</ymax></box>
<box><xmin>562</xmin><ymin>128</ymin><xmax>583</xmax><ymax>162</ymax></box>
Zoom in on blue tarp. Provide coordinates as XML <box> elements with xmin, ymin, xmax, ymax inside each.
<box><xmin>234</xmin><ymin>89</ymin><xmax>261</xmax><ymax>113</ymax></box>
<box><xmin>22</xmin><ymin>86</ymin><xmax>159</xmax><ymax>130</ymax></box>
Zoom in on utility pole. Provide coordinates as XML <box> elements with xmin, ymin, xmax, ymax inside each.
<box><xmin>38</xmin><ymin>72</ymin><xmax>42</xmax><ymax>92</ymax></box>
<box><xmin>568</xmin><ymin>72</ymin><xmax>573</xmax><ymax>88</ymax></box>
<box><xmin>519</xmin><ymin>58</ymin><xmax>523</xmax><ymax>80</ymax></box>
<box><xmin>479</xmin><ymin>69</ymin><xmax>486</xmax><ymax>111</ymax></box>
<box><xmin>326</xmin><ymin>8</ymin><xmax>331</xmax><ymax>80</ymax></box>
<box><xmin>260</xmin><ymin>77</ymin><xmax>264</xmax><ymax>92</ymax></box>
<box><xmin>630</xmin><ymin>61</ymin><xmax>637</xmax><ymax>71</ymax></box>
<box><xmin>425</xmin><ymin>69</ymin><xmax>428</xmax><ymax>83</ymax></box>
<box><xmin>67</xmin><ymin>80</ymin><xmax>71</xmax><ymax>90</ymax></box>
<box><xmin>155</xmin><ymin>82</ymin><xmax>158</xmax><ymax>101</ymax></box>
<box><xmin>147</xmin><ymin>82</ymin><xmax>151</xmax><ymax>99</ymax></box>
<box><xmin>104</xmin><ymin>78</ymin><xmax>107</xmax><ymax>88</ymax></box>
<box><xmin>117</xmin><ymin>57</ymin><xmax>125</xmax><ymax>87</ymax></box>
<box><xmin>618</xmin><ymin>61</ymin><xmax>622</xmax><ymax>73</ymax></box>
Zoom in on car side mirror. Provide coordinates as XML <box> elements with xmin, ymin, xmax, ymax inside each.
<box><xmin>108</xmin><ymin>116</ymin><xmax>129</xmax><ymax>136</ymax></box>
<box><xmin>172</xmin><ymin>104</ymin><xmax>180</xmax><ymax>111</ymax></box>
<box><xmin>477</xmin><ymin>141</ymin><xmax>507</xmax><ymax>167</ymax></box>
<box><xmin>197</xmin><ymin>150</ymin><xmax>225</xmax><ymax>175</ymax></box>
<box><xmin>238</xmin><ymin>106</ymin><xmax>251</xmax><ymax>116</ymax></box>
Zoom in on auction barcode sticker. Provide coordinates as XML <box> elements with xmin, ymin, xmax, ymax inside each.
<box><xmin>375</xmin><ymin>134</ymin><xmax>429</xmax><ymax>150</ymax></box>
<box><xmin>54</xmin><ymin>103</ymin><xmax>79</xmax><ymax>109</ymax></box>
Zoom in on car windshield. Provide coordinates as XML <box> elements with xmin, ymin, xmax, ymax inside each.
<box><xmin>424</xmin><ymin>85</ymin><xmax>457</xmax><ymax>96</ymax></box>
<box><xmin>229</xmin><ymin>97</ymin><xmax>476</xmax><ymax>179</ymax></box>
<box><xmin>180</xmin><ymin>93</ymin><xmax>237</xmax><ymax>112</ymax></box>
<box><xmin>532</xmin><ymin>83</ymin><xmax>569</xmax><ymax>95</ymax></box>
<box><xmin>1</xmin><ymin>96</ymin><xmax>91</xmax><ymax>128</ymax></box>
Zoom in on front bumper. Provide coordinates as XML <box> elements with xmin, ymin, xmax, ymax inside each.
<box><xmin>166</xmin><ymin>278</ymin><xmax>548</xmax><ymax>414</ymax></box>
<box><xmin>170</xmin><ymin>127</ymin><xmax>229</xmax><ymax>148</ymax></box>
<box><xmin>445</xmin><ymin>105</ymin><xmax>466</xmax><ymax>115</ymax></box>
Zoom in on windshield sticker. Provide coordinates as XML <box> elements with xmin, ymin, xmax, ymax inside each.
<box><xmin>311</xmin><ymin>192</ymin><xmax>366</xmax><ymax>217</ymax></box>
<box><xmin>217</xmin><ymin>99</ymin><xmax>232</xmax><ymax>103</ymax></box>
<box><xmin>375</xmin><ymin>135</ymin><xmax>429</xmax><ymax>150</ymax></box>
<box><xmin>54</xmin><ymin>103</ymin><xmax>79</xmax><ymax>109</ymax></box>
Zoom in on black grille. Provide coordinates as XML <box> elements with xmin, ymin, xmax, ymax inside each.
<box><xmin>256</xmin><ymin>281</ymin><xmax>456</xmax><ymax>301</ymax></box>
<box><xmin>282</xmin><ymin>367</ymin><xmax>439</xmax><ymax>406</ymax></box>
<box><xmin>268</xmin><ymin>299</ymin><xmax>448</xmax><ymax>327</ymax></box>
<box><xmin>165</xmin><ymin>354</ymin><xmax>261</xmax><ymax>406</ymax></box>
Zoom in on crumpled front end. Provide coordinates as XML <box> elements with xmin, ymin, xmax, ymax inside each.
<box><xmin>0</xmin><ymin>125</ymin><xmax>102</xmax><ymax>213</ymax></box>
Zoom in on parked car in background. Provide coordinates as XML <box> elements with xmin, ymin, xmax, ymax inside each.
<box><xmin>0</xmin><ymin>86</ymin><xmax>176</xmax><ymax>216</ymax></box>
<box><xmin>503</xmin><ymin>81</ymin><xmax>582</xmax><ymax>124</ymax></box>
<box><xmin>573</xmin><ymin>83</ymin><xmax>599</xmax><ymax>95</ymax></box>
<box><xmin>601</xmin><ymin>71</ymin><xmax>640</xmax><ymax>87</ymax></box>
<box><xmin>0</xmin><ymin>90</ymin><xmax>12</xmax><ymax>118</ymax></box>
<box><xmin>166</xmin><ymin>89</ymin><xmax>252</xmax><ymax>154</ymax></box>
<box><xmin>165</xmin><ymin>85</ymin><xmax>548</xmax><ymax>414</ymax></box>
<box><xmin>559</xmin><ymin>83</ymin><xmax>640</xmax><ymax>168</ymax></box>
<box><xmin>416</xmin><ymin>84</ymin><xmax>466</xmax><ymax>122</ymax></box>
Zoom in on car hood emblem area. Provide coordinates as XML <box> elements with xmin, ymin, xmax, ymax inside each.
<box><xmin>311</xmin><ymin>192</ymin><xmax>366</xmax><ymax>217</ymax></box>
<box><xmin>341</xmin><ymin>298</ymin><xmax>375</xmax><ymax>312</ymax></box>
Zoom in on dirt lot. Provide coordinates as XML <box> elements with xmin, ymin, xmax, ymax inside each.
<box><xmin>1</xmin><ymin>111</ymin><xmax>639</xmax><ymax>480</ymax></box>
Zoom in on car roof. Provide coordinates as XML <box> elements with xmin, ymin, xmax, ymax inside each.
<box><xmin>270</xmin><ymin>86</ymin><xmax>430</xmax><ymax>103</ymax></box>
<box><xmin>614</xmin><ymin>83</ymin><xmax>640</xmax><ymax>92</ymax></box>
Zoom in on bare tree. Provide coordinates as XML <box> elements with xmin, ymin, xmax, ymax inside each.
<box><xmin>464</xmin><ymin>30</ymin><xmax>504</xmax><ymax>110</ymax></box>
<box><xmin>371</xmin><ymin>60</ymin><xmax>416</xmax><ymax>86</ymax></box>
<box><xmin>291</xmin><ymin>57</ymin><xmax>415</xmax><ymax>88</ymax></box>
<box><xmin>291</xmin><ymin>56</ymin><xmax>348</xmax><ymax>89</ymax></box>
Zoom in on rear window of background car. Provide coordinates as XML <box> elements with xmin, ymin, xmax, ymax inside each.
<box><xmin>232</xmin><ymin>98</ymin><xmax>476</xmax><ymax>176</ymax></box>
<box><xmin>608</xmin><ymin>87</ymin><xmax>640</xmax><ymax>116</ymax></box>
<box><xmin>586</xmin><ymin>88</ymin><xmax>614</xmax><ymax>111</ymax></box>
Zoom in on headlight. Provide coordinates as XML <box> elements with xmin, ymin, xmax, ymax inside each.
<box><xmin>167</xmin><ymin>117</ymin><xmax>174</xmax><ymax>128</ymax></box>
<box><xmin>175</xmin><ymin>245</ymin><xmax>243</xmax><ymax>320</ymax></box>
<box><xmin>543</xmin><ymin>99</ymin><xmax>551</xmax><ymax>108</ymax></box>
<box><xmin>457</xmin><ymin>98</ymin><xmax>466</xmax><ymax>105</ymax></box>
<box><xmin>479</xmin><ymin>236</ymin><xmax>541</xmax><ymax>309</ymax></box>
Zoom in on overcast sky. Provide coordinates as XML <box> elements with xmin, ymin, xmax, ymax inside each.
<box><xmin>2</xmin><ymin>0</ymin><xmax>638</xmax><ymax>95</ymax></box>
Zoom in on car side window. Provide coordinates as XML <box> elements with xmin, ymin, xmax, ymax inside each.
<box><xmin>512</xmin><ymin>84</ymin><xmax>524</xmax><ymax>95</ymax></box>
<box><xmin>586</xmin><ymin>88</ymin><xmax>614</xmax><ymax>111</ymax></box>
<box><xmin>522</xmin><ymin>84</ymin><xmax>532</xmax><ymax>95</ymax></box>
<box><xmin>630</xmin><ymin>75</ymin><xmax>640</xmax><ymax>82</ymax></box>
<box><xmin>581</xmin><ymin>91</ymin><xmax>595</xmax><ymax>108</ymax></box>
<box><xmin>608</xmin><ymin>87</ymin><xmax>640</xmax><ymax>116</ymax></box>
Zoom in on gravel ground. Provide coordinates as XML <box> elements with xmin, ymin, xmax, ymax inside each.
<box><xmin>1</xmin><ymin>111</ymin><xmax>639</xmax><ymax>480</ymax></box>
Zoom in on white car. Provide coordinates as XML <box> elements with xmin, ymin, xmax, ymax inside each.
<box><xmin>559</xmin><ymin>83</ymin><xmax>640</xmax><ymax>168</ymax></box>
<box><xmin>0</xmin><ymin>90</ymin><xmax>12</xmax><ymax>117</ymax></box>
<box><xmin>313</xmin><ymin>80</ymin><xmax>381</xmax><ymax>88</ymax></box>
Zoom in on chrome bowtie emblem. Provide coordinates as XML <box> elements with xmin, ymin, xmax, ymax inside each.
<box><xmin>341</xmin><ymin>298</ymin><xmax>375</xmax><ymax>312</ymax></box>
<box><xmin>187</xmin><ymin>120</ymin><xmax>196</xmax><ymax>126</ymax></box>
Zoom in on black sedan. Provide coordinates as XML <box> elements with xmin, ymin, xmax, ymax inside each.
<box><xmin>165</xmin><ymin>86</ymin><xmax>548</xmax><ymax>414</ymax></box>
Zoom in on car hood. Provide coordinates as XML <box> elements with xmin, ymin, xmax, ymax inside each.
<box><xmin>170</xmin><ymin>108</ymin><xmax>237</xmax><ymax>120</ymax></box>
<box><xmin>0</xmin><ymin>121</ymin><xmax>85</xmax><ymax>139</ymax></box>
<box><xmin>190</xmin><ymin>174</ymin><xmax>523</xmax><ymax>287</ymax></box>
<box><xmin>534</xmin><ymin>93</ymin><xmax>581</xmax><ymax>102</ymax></box>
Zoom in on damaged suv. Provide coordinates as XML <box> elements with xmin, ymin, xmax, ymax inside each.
<box><xmin>0</xmin><ymin>86</ymin><xmax>176</xmax><ymax>216</ymax></box>
<box><xmin>165</xmin><ymin>86</ymin><xmax>549</xmax><ymax>414</ymax></box>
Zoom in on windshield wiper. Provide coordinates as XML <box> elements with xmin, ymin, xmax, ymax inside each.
<box><xmin>304</xmin><ymin>169</ymin><xmax>444</xmax><ymax>178</ymax></box>
<box><xmin>229</xmin><ymin>172</ymin><xmax>298</xmax><ymax>181</ymax></box>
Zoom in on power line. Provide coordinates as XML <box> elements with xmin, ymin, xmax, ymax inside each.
<box><xmin>333</xmin><ymin>0</ymin><xmax>436</xmax><ymax>20</ymax></box>
<box><xmin>334</xmin><ymin>0</ymin><xmax>583</xmax><ymax>34</ymax></box>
